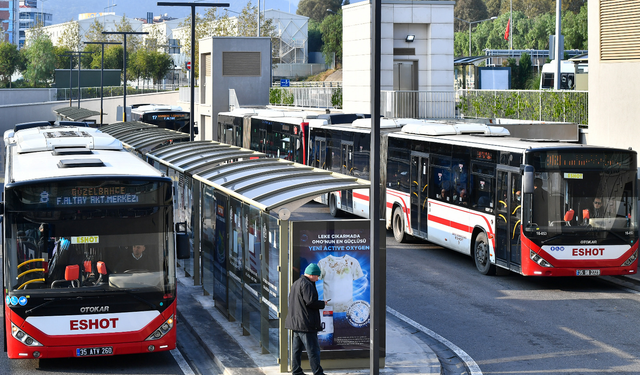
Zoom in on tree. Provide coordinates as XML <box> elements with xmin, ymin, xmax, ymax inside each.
<box><xmin>562</xmin><ymin>3</ymin><xmax>588</xmax><ymax>50</ymax></box>
<box><xmin>150</xmin><ymin>51</ymin><xmax>174</xmax><ymax>86</ymax></box>
<box><xmin>53</xmin><ymin>45</ymin><xmax>74</xmax><ymax>70</ymax></box>
<box><xmin>308</xmin><ymin>19</ymin><xmax>323</xmax><ymax>52</ymax></box>
<box><xmin>104</xmin><ymin>45</ymin><xmax>124</xmax><ymax>71</ymax></box>
<box><xmin>297</xmin><ymin>0</ymin><xmax>342</xmax><ymax>23</ymax></box>
<box><xmin>0</xmin><ymin>42</ymin><xmax>20</xmax><ymax>87</ymax></box>
<box><xmin>57</xmin><ymin>21</ymin><xmax>81</xmax><ymax>52</ymax></box>
<box><xmin>22</xmin><ymin>31</ymin><xmax>56</xmax><ymax>87</ymax></box>
<box><xmin>85</xmin><ymin>19</ymin><xmax>108</xmax><ymax>42</ymax></box>
<box><xmin>319</xmin><ymin>11</ymin><xmax>341</xmax><ymax>65</ymax></box>
<box><xmin>455</xmin><ymin>0</ymin><xmax>489</xmax><ymax>32</ymax></box>
<box><xmin>115</xmin><ymin>14</ymin><xmax>142</xmax><ymax>52</ymax></box>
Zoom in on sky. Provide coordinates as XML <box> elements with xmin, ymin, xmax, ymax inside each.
<box><xmin>43</xmin><ymin>0</ymin><xmax>299</xmax><ymax>24</ymax></box>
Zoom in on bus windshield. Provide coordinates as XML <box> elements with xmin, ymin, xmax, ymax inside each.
<box><xmin>4</xmin><ymin>181</ymin><xmax>174</xmax><ymax>294</ymax></box>
<box><xmin>524</xmin><ymin>168</ymin><xmax>637</xmax><ymax>243</ymax></box>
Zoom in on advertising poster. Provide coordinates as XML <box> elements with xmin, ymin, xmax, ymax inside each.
<box><xmin>292</xmin><ymin>220</ymin><xmax>370</xmax><ymax>351</ymax></box>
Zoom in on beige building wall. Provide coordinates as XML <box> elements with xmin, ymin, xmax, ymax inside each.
<box><xmin>588</xmin><ymin>0</ymin><xmax>640</xmax><ymax>151</ymax></box>
<box><xmin>342</xmin><ymin>0</ymin><xmax>455</xmax><ymax>114</ymax></box>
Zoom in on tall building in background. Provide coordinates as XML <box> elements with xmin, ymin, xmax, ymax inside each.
<box><xmin>1</xmin><ymin>0</ymin><xmax>20</xmax><ymax>44</ymax></box>
<box><xmin>18</xmin><ymin>0</ymin><xmax>52</xmax><ymax>48</ymax></box>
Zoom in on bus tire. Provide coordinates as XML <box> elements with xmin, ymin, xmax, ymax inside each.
<box><xmin>474</xmin><ymin>232</ymin><xmax>496</xmax><ymax>275</ymax></box>
<box><xmin>392</xmin><ymin>206</ymin><xmax>408</xmax><ymax>243</ymax></box>
<box><xmin>329</xmin><ymin>195</ymin><xmax>341</xmax><ymax>217</ymax></box>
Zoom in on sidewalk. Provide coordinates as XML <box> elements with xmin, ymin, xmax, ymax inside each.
<box><xmin>176</xmin><ymin>272</ymin><xmax>441</xmax><ymax>375</ymax></box>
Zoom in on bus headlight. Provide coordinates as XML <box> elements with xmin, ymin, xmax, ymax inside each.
<box><xmin>145</xmin><ymin>315</ymin><xmax>174</xmax><ymax>341</ymax></box>
<box><xmin>530</xmin><ymin>250</ymin><xmax>554</xmax><ymax>268</ymax></box>
<box><xmin>621</xmin><ymin>250</ymin><xmax>638</xmax><ymax>267</ymax></box>
<box><xmin>11</xmin><ymin>323</ymin><xmax>42</xmax><ymax>347</ymax></box>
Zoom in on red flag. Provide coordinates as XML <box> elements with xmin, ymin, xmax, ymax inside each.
<box><xmin>504</xmin><ymin>19</ymin><xmax>510</xmax><ymax>41</ymax></box>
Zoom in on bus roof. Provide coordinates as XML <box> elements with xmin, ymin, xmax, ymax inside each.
<box><xmin>131</xmin><ymin>104</ymin><xmax>184</xmax><ymax>113</ymax></box>
<box><xmin>6</xmin><ymin>126</ymin><xmax>164</xmax><ymax>184</ymax></box>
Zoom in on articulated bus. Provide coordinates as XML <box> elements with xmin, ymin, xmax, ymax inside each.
<box><xmin>131</xmin><ymin>105</ymin><xmax>190</xmax><ymax>134</ymax></box>
<box><xmin>217</xmin><ymin>108</ymin><xmax>367</xmax><ymax>164</ymax></box>
<box><xmin>312</xmin><ymin>118</ymin><xmax>638</xmax><ymax>276</ymax></box>
<box><xmin>2</xmin><ymin>122</ymin><xmax>188</xmax><ymax>359</ymax></box>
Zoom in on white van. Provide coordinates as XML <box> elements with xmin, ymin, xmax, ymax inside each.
<box><xmin>540</xmin><ymin>61</ymin><xmax>575</xmax><ymax>90</ymax></box>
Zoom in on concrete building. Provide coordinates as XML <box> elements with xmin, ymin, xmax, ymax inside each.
<box><xmin>587</xmin><ymin>0</ymin><xmax>638</xmax><ymax>150</ymax></box>
<box><xmin>38</xmin><ymin>13</ymin><xmax>143</xmax><ymax>47</ymax></box>
<box><xmin>18</xmin><ymin>0</ymin><xmax>52</xmax><ymax>48</ymax></box>
<box><xmin>142</xmin><ymin>18</ymin><xmax>185</xmax><ymax>69</ymax></box>
<box><xmin>1</xmin><ymin>0</ymin><xmax>19</xmax><ymax>44</ymax></box>
<box><xmin>342</xmin><ymin>0</ymin><xmax>455</xmax><ymax>114</ymax></box>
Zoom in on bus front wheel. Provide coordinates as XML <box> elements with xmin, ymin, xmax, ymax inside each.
<box><xmin>392</xmin><ymin>206</ymin><xmax>408</xmax><ymax>243</ymax></box>
<box><xmin>329</xmin><ymin>195</ymin><xmax>341</xmax><ymax>217</ymax></box>
<box><xmin>474</xmin><ymin>232</ymin><xmax>496</xmax><ymax>275</ymax></box>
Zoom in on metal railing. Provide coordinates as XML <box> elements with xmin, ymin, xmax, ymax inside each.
<box><xmin>458</xmin><ymin>89</ymin><xmax>589</xmax><ymax>125</ymax></box>
<box><xmin>269</xmin><ymin>87</ymin><xmax>341</xmax><ymax>108</ymax></box>
<box><xmin>56</xmin><ymin>86</ymin><xmax>176</xmax><ymax>101</ymax></box>
<box><xmin>271</xmin><ymin>81</ymin><xmax>342</xmax><ymax>88</ymax></box>
<box><xmin>381</xmin><ymin>90</ymin><xmax>456</xmax><ymax>119</ymax></box>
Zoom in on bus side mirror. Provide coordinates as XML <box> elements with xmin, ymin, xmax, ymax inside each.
<box><xmin>175</xmin><ymin>222</ymin><xmax>190</xmax><ymax>259</ymax></box>
<box><xmin>176</xmin><ymin>233</ymin><xmax>190</xmax><ymax>259</ymax></box>
<box><xmin>522</xmin><ymin>165</ymin><xmax>534</xmax><ymax>194</ymax></box>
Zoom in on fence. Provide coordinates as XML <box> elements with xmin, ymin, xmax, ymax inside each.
<box><xmin>56</xmin><ymin>86</ymin><xmax>176</xmax><ymax>101</ymax></box>
<box><xmin>380</xmin><ymin>90</ymin><xmax>456</xmax><ymax>119</ymax></box>
<box><xmin>458</xmin><ymin>89</ymin><xmax>589</xmax><ymax>125</ymax></box>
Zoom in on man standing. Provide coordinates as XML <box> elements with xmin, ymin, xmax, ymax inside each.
<box><xmin>285</xmin><ymin>263</ymin><xmax>328</xmax><ymax>375</ymax></box>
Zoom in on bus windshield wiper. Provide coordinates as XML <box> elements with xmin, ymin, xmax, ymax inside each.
<box><xmin>24</xmin><ymin>296</ymin><xmax>85</xmax><ymax>315</ymax></box>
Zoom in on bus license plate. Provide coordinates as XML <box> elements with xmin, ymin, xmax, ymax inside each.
<box><xmin>576</xmin><ymin>269</ymin><xmax>600</xmax><ymax>276</ymax></box>
<box><xmin>76</xmin><ymin>346</ymin><xmax>113</xmax><ymax>357</ymax></box>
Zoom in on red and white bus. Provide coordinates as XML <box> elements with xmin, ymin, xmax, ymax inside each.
<box><xmin>385</xmin><ymin>121</ymin><xmax>638</xmax><ymax>276</ymax></box>
<box><xmin>2</xmin><ymin>122</ymin><xmax>188</xmax><ymax>359</ymax></box>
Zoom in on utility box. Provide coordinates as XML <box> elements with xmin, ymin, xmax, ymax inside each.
<box><xmin>199</xmin><ymin>37</ymin><xmax>271</xmax><ymax>141</ymax></box>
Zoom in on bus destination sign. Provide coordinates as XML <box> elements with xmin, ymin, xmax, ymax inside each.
<box><xmin>46</xmin><ymin>186</ymin><xmax>140</xmax><ymax>206</ymax></box>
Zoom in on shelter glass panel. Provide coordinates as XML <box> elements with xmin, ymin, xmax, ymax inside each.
<box><xmin>243</xmin><ymin>206</ymin><xmax>262</xmax><ymax>340</ymax></box>
<box><xmin>228</xmin><ymin>198</ymin><xmax>245</xmax><ymax>322</ymax></box>
<box><xmin>261</xmin><ymin>213</ymin><xmax>280</xmax><ymax>356</ymax></box>
<box><xmin>201</xmin><ymin>185</ymin><xmax>215</xmax><ymax>297</ymax></box>
<box><xmin>213</xmin><ymin>191</ymin><xmax>229</xmax><ymax>314</ymax></box>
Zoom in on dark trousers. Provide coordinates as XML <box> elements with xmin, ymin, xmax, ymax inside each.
<box><xmin>291</xmin><ymin>330</ymin><xmax>323</xmax><ymax>375</ymax></box>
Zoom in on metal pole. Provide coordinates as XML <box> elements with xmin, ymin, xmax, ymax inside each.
<box><xmin>157</xmin><ymin>2</ymin><xmax>230</xmax><ymax>141</ymax></box>
<box><xmin>190</xmin><ymin>5</ymin><xmax>195</xmax><ymax>141</ymax></box>
<box><xmin>509</xmin><ymin>0</ymin><xmax>513</xmax><ymax>50</ymax></box>
<box><xmin>370</xmin><ymin>0</ymin><xmax>381</xmax><ymax>372</ymax></box>
<box><xmin>86</xmin><ymin>42</ymin><xmax>119</xmax><ymax>125</ymax></box>
<box><xmin>78</xmin><ymin>54</ymin><xmax>81</xmax><ymax>109</ymax></box>
<box><xmin>554</xmin><ymin>0</ymin><xmax>562</xmax><ymax>90</ymax></box>
<box><xmin>468</xmin><ymin>24</ymin><xmax>471</xmax><ymax>56</ymax></box>
<box><xmin>124</xmin><ymin>35</ymin><xmax>127</xmax><ymax>121</ymax></box>
<box><xmin>69</xmin><ymin>57</ymin><xmax>72</xmax><ymax>106</ymax></box>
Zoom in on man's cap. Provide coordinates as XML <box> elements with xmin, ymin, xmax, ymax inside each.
<box><xmin>305</xmin><ymin>263</ymin><xmax>321</xmax><ymax>276</ymax></box>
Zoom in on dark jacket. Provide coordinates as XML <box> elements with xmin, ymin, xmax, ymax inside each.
<box><xmin>285</xmin><ymin>275</ymin><xmax>325</xmax><ymax>332</ymax></box>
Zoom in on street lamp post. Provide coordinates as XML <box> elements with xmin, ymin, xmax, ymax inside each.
<box><xmin>455</xmin><ymin>16</ymin><xmax>497</xmax><ymax>57</ymax></box>
<box><xmin>102</xmin><ymin>31</ymin><xmax>149</xmax><ymax>122</ymax></box>
<box><xmin>59</xmin><ymin>51</ymin><xmax>93</xmax><ymax>108</ymax></box>
<box><xmin>85</xmin><ymin>41</ymin><xmax>120</xmax><ymax>125</ymax></box>
<box><xmin>157</xmin><ymin>2</ymin><xmax>230</xmax><ymax>142</ymax></box>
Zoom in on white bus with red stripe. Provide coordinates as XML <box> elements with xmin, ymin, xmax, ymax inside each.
<box><xmin>2</xmin><ymin>121</ymin><xmax>189</xmax><ymax>359</ymax></box>
<box><xmin>386</xmin><ymin>121</ymin><xmax>638</xmax><ymax>276</ymax></box>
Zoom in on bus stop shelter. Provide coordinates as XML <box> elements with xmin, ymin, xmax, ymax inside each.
<box><xmin>106</xmin><ymin>135</ymin><xmax>385</xmax><ymax>371</ymax></box>
<box><xmin>99</xmin><ymin>121</ymin><xmax>190</xmax><ymax>155</ymax></box>
<box><xmin>54</xmin><ymin>107</ymin><xmax>100</xmax><ymax>123</ymax></box>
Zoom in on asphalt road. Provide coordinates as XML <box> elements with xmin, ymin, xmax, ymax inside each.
<box><xmin>386</xmin><ymin>234</ymin><xmax>640</xmax><ymax>374</ymax></box>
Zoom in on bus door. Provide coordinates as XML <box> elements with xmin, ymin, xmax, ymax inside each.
<box><xmin>258</xmin><ymin>129</ymin><xmax>268</xmax><ymax>154</ymax></box>
<box><xmin>496</xmin><ymin>167</ymin><xmax>522</xmax><ymax>269</ymax></box>
<box><xmin>341</xmin><ymin>142</ymin><xmax>354</xmax><ymax>209</ymax></box>
<box><xmin>314</xmin><ymin>138</ymin><xmax>327</xmax><ymax>169</ymax></box>
<box><xmin>410</xmin><ymin>153</ymin><xmax>429</xmax><ymax>237</ymax></box>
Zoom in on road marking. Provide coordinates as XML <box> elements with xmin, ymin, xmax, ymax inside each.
<box><xmin>386</xmin><ymin>306</ymin><xmax>483</xmax><ymax>375</ymax></box>
<box><xmin>171</xmin><ymin>348</ymin><xmax>196</xmax><ymax>375</ymax></box>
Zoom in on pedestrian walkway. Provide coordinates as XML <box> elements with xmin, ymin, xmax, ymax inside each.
<box><xmin>176</xmin><ymin>271</ymin><xmax>441</xmax><ymax>375</ymax></box>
